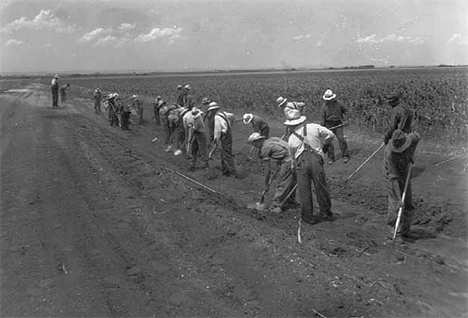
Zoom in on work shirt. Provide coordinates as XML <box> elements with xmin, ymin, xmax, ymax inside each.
<box><xmin>260</xmin><ymin>137</ymin><xmax>291</xmax><ymax>162</ymax></box>
<box><xmin>321</xmin><ymin>99</ymin><xmax>346</xmax><ymax>124</ymax></box>
<box><xmin>383</xmin><ymin>132</ymin><xmax>420</xmax><ymax>181</ymax></box>
<box><xmin>287</xmin><ymin>123</ymin><xmax>335</xmax><ymax>160</ymax></box>
<box><xmin>176</xmin><ymin>92</ymin><xmax>186</xmax><ymax>106</ymax></box>
<box><xmin>51</xmin><ymin>78</ymin><xmax>59</xmax><ymax>89</ymax></box>
<box><xmin>94</xmin><ymin>90</ymin><xmax>102</xmax><ymax>101</ymax></box>
<box><xmin>384</xmin><ymin>103</ymin><xmax>413</xmax><ymax>144</ymax></box>
<box><xmin>182</xmin><ymin>94</ymin><xmax>195</xmax><ymax>109</ymax></box>
<box><xmin>213</xmin><ymin>111</ymin><xmax>234</xmax><ymax>142</ymax></box>
<box><xmin>283</xmin><ymin>101</ymin><xmax>305</xmax><ymax>117</ymax></box>
<box><xmin>251</xmin><ymin>114</ymin><xmax>269</xmax><ymax>132</ymax></box>
<box><xmin>183</xmin><ymin>108</ymin><xmax>205</xmax><ymax>133</ymax></box>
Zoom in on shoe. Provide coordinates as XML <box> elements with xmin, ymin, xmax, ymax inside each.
<box><xmin>320</xmin><ymin>214</ymin><xmax>335</xmax><ymax>222</ymax></box>
<box><xmin>174</xmin><ymin>149</ymin><xmax>183</xmax><ymax>156</ymax></box>
<box><xmin>301</xmin><ymin>216</ymin><xmax>321</xmax><ymax>225</ymax></box>
<box><xmin>343</xmin><ymin>157</ymin><xmax>349</xmax><ymax>163</ymax></box>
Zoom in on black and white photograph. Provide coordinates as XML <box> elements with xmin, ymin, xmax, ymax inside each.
<box><xmin>1</xmin><ymin>0</ymin><xmax>467</xmax><ymax>317</ymax></box>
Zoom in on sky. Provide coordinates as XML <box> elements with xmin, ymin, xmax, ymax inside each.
<box><xmin>0</xmin><ymin>0</ymin><xmax>467</xmax><ymax>73</ymax></box>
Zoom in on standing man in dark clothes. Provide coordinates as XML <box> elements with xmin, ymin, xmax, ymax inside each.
<box><xmin>383</xmin><ymin>92</ymin><xmax>413</xmax><ymax>145</ymax></box>
<box><xmin>119</xmin><ymin>101</ymin><xmax>132</xmax><ymax>130</ymax></box>
<box><xmin>181</xmin><ymin>84</ymin><xmax>195</xmax><ymax>109</ymax></box>
<box><xmin>60</xmin><ymin>83</ymin><xmax>70</xmax><ymax>103</ymax></box>
<box><xmin>51</xmin><ymin>74</ymin><xmax>59</xmax><ymax>107</ymax></box>
<box><xmin>176</xmin><ymin>84</ymin><xmax>185</xmax><ymax>106</ymax></box>
<box><xmin>106</xmin><ymin>93</ymin><xmax>120</xmax><ymax>127</ymax></box>
<box><xmin>93</xmin><ymin>86</ymin><xmax>102</xmax><ymax>114</ymax></box>
<box><xmin>384</xmin><ymin>129</ymin><xmax>420</xmax><ymax>238</ymax></box>
<box><xmin>321</xmin><ymin>89</ymin><xmax>350</xmax><ymax>165</ymax></box>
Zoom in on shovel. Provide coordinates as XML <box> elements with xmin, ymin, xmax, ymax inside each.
<box><xmin>247</xmin><ymin>167</ymin><xmax>280</xmax><ymax>211</ymax></box>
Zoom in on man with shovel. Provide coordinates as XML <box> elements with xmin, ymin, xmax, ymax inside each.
<box><xmin>384</xmin><ymin>129</ymin><xmax>420</xmax><ymax>239</ymax></box>
<box><xmin>321</xmin><ymin>89</ymin><xmax>350</xmax><ymax>165</ymax></box>
<box><xmin>247</xmin><ymin>133</ymin><xmax>297</xmax><ymax>213</ymax></box>
<box><xmin>285</xmin><ymin>109</ymin><xmax>335</xmax><ymax>225</ymax></box>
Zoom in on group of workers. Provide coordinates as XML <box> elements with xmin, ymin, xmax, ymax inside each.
<box><xmin>53</xmin><ymin>73</ymin><xmax>419</xmax><ymax>240</ymax></box>
<box><xmin>50</xmin><ymin>74</ymin><xmax>70</xmax><ymax>107</ymax></box>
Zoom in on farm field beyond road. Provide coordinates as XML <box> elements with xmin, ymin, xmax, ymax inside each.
<box><xmin>1</xmin><ymin>73</ymin><xmax>467</xmax><ymax>317</ymax></box>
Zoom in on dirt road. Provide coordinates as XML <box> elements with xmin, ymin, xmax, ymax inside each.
<box><xmin>1</xmin><ymin>82</ymin><xmax>467</xmax><ymax>317</ymax></box>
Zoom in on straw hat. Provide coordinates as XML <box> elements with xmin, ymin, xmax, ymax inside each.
<box><xmin>247</xmin><ymin>132</ymin><xmax>266</xmax><ymax>143</ymax></box>
<box><xmin>207</xmin><ymin>102</ymin><xmax>220</xmax><ymax>112</ymax></box>
<box><xmin>54</xmin><ymin>74</ymin><xmax>59</xmax><ymax>79</ymax></box>
<box><xmin>388</xmin><ymin>129</ymin><xmax>412</xmax><ymax>153</ymax></box>
<box><xmin>284</xmin><ymin>109</ymin><xmax>306</xmax><ymax>126</ymax></box>
<box><xmin>177</xmin><ymin>85</ymin><xmax>182</xmax><ymax>90</ymax></box>
<box><xmin>184</xmin><ymin>84</ymin><xmax>191</xmax><ymax>90</ymax></box>
<box><xmin>201</xmin><ymin>97</ymin><xmax>211</xmax><ymax>105</ymax></box>
<box><xmin>243</xmin><ymin>113</ymin><xmax>253</xmax><ymax>124</ymax></box>
<box><xmin>157</xmin><ymin>100</ymin><xmax>166</xmax><ymax>106</ymax></box>
<box><xmin>132</xmin><ymin>94</ymin><xmax>138</xmax><ymax>100</ymax></box>
<box><xmin>276</xmin><ymin>96</ymin><xmax>287</xmax><ymax>108</ymax></box>
<box><xmin>323</xmin><ymin>89</ymin><xmax>336</xmax><ymax>101</ymax></box>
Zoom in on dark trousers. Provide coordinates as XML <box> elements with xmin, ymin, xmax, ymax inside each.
<box><xmin>270</xmin><ymin>161</ymin><xmax>297</xmax><ymax>210</ymax></box>
<box><xmin>260</xmin><ymin>126</ymin><xmax>270</xmax><ymax>138</ymax></box>
<box><xmin>323</xmin><ymin>121</ymin><xmax>349</xmax><ymax>160</ymax></box>
<box><xmin>174</xmin><ymin>121</ymin><xmax>185</xmax><ymax>150</ymax></box>
<box><xmin>190</xmin><ymin>131</ymin><xmax>208</xmax><ymax>167</ymax></box>
<box><xmin>94</xmin><ymin>100</ymin><xmax>101</xmax><ymax>114</ymax></box>
<box><xmin>51</xmin><ymin>88</ymin><xmax>59</xmax><ymax>107</ymax></box>
<box><xmin>161</xmin><ymin>115</ymin><xmax>172</xmax><ymax>145</ymax></box>
<box><xmin>137</xmin><ymin>107</ymin><xmax>143</xmax><ymax>124</ymax></box>
<box><xmin>109</xmin><ymin>109</ymin><xmax>119</xmax><ymax>127</ymax></box>
<box><xmin>60</xmin><ymin>89</ymin><xmax>66</xmax><ymax>103</ymax></box>
<box><xmin>153</xmin><ymin>105</ymin><xmax>160</xmax><ymax>125</ymax></box>
<box><xmin>296</xmin><ymin>150</ymin><xmax>332</xmax><ymax>222</ymax></box>
<box><xmin>220</xmin><ymin>132</ymin><xmax>236</xmax><ymax>176</ymax></box>
<box><xmin>386</xmin><ymin>178</ymin><xmax>414</xmax><ymax>234</ymax></box>
<box><xmin>121</xmin><ymin>111</ymin><xmax>131</xmax><ymax>130</ymax></box>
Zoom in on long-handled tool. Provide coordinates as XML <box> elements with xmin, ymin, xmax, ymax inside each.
<box><xmin>345</xmin><ymin>143</ymin><xmax>385</xmax><ymax>183</ymax></box>
<box><xmin>393</xmin><ymin>164</ymin><xmax>413</xmax><ymax>241</ymax></box>
<box><xmin>250</xmin><ymin>167</ymin><xmax>281</xmax><ymax>211</ymax></box>
<box><xmin>208</xmin><ymin>143</ymin><xmax>217</xmax><ymax>160</ymax></box>
<box><xmin>329</xmin><ymin>122</ymin><xmax>349</xmax><ymax>130</ymax></box>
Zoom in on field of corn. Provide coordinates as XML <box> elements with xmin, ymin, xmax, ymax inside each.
<box><xmin>64</xmin><ymin>67</ymin><xmax>468</xmax><ymax>143</ymax></box>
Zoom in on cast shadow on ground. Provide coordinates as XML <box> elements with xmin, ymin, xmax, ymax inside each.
<box><xmin>411</xmin><ymin>165</ymin><xmax>426</xmax><ymax>179</ymax></box>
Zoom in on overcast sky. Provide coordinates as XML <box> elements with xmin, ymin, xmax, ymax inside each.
<box><xmin>0</xmin><ymin>0</ymin><xmax>467</xmax><ymax>73</ymax></box>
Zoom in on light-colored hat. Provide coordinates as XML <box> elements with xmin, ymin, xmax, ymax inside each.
<box><xmin>108</xmin><ymin>93</ymin><xmax>116</xmax><ymax>99</ymax></box>
<box><xmin>156</xmin><ymin>95</ymin><xmax>161</xmax><ymax>99</ymax></box>
<box><xmin>388</xmin><ymin>129</ymin><xmax>412</xmax><ymax>153</ymax></box>
<box><xmin>158</xmin><ymin>100</ymin><xmax>166</xmax><ymax>106</ymax></box>
<box><xmin>184</xmin><ymin>84</ymin><xmax>191</xmax><ymax>90</ymax></box>
<box><xmin>323</xmin><ymin>89</ymin><xmax>336</xmax><ymax>101</ymax></box>
<box><xmin>192</xmin><ymin>107</ymin><xmax>202</xmax><ymax>119</ymax></box>
<box><xmin>201</xmin><ymin>97</ymin><xmax>211</xmax><ymax>105</ymax></box>
<box><xmin>132</xmin><ymin>94</ymin><xmax>138</xmax><ymax>100</ymax></box>
<box><xmin>207</xmin><ymin>102</ymin><xmax>220</xmax><ymax>112</ymax></box>
<box><xmin>247</xmin><ymin>132</ymin><xmax>266</xmax><ymax>143</ymax></box>
<box><xmin>243</xmin><ymin>113</ymin><xmax>253</xmax><ymax>124</ymax></box>
<box><xmin>95</xmin><ymin>87</ymin><xmax>100</xmax><ymax>92</ymax></box>
<box><xmin>54</xmin><ymin>74</ymin><xmax>59</xmax><ymax>79</ymax></box>
<box><xmin>277</xmin><ymin>96</ymin><xmax>288</xmax><ymax>108</ymax></box>
<box><xmin>284</xmin><ymin>109</ymin><xmax>306</xmax><ymax>126</ymax></box>
<box><xmin>177</xmin><ymin>85</ymin><xmax>182</xmax><ymax>89</ymax></box>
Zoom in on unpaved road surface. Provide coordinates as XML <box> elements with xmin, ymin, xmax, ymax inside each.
<box><xmin>1</xmin><ymin>81</ymin><xmax>467</xmax><ymax>317</ymax></box>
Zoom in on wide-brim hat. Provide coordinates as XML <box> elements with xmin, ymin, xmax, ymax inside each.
<box><xmin>207</xmin><ymin>102</ymin><xmax>219</xmax><ymax>112</ymax></box>
<box><xmin>132</xmin><ymin>94</ymin><xmax>138</xmax><ymax>99</ymax></box>
<box><xmin>284</xmin><ymin>115</ymin><xmax>306</xmax><ymax>126</ymax></box>
<box><xmin>247</xmin><ymin>132</ymin><xmax>266</xmax><ymax>143</ymax></box>
<box><xmin>201</xmin><ymin>97</ymin><xmax>211</xmax><ymax>105</ymax></box>
<box><xmin>388</xmin><ymin>129</ymin><xmax>412</xmax><ymax>153</ymax></box>
<box><xmin>276</xmin><ymin>96</ymin><xmax>287</xmax><ymax>108</ymax></box>
<box><xmin>157</xmin><ymin>100</ymin><xmax>166</xmax><ymax>106</ymax></box>
<box><xmin>177</xmin><ymin>85</ymin><xmax>182</xmax><ymax>89</ymax></box>
<box><xmin>192</xmin><ymin>109</ymin><xmax>203</xmax><ymax>119</ymax></box>
<box><xmin>184</xmin><ymin>84</ymin><xmax>191</xmax><ymax>90</ymax></box>
<box><xmin>243</xmin><ymin>113</ymin><xmax>253</xmax><ymax>124</ymax></box>
<box><xmin>323</xmin><ymin>89</ymin><xmax>336</xmax><ymax>101</ymax></box>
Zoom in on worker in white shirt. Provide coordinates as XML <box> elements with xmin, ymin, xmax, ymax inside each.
<box><xmin>205</xmin><ymin>102</ymin><xmax>236</xmax><ymax>177</ymax></box>
<box><xmin>285</xmin><ymin>109</ymin><xmax>335</xmax><ymax>225</ymax></box>
<box><xmin>183</xmin><ymin>107</ymin><xmax>208</xmax><ymax>170</ymax></box>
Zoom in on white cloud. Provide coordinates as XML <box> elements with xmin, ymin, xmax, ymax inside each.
<box><xmin>94</xmin><ymin>35</ymin><xmax>118</xmax><ymax>46</ymax></box>
<box><xmin>293</xmin><ymin>34</ymin><xmax>310</xmax><ymax>41</ymax></box>
<box><xmin>78</xmin><ymin>28</ymin><xmax>111</xmax><ymax>43</ymax></box>
<box><xmin>5</xmin><ymin>39</ymin><xmax>25</xmax><ymax>47</ymax></box>
<box><xmin>1</xmin><ymin>9</ymin><xmax>78</xmax><ymax>33</ymax></box>
<box><xmin>448</xmin><ymin>33</ymin><xmax>468</xmax><ymax>45</ymax></box>
<box><xmin>356</xmin><ymin>33</ymin><xmax>423</xmax><ymax>44</ymax></box>
<box><xmin>118</xmin><ymin>23</ymin><xmax>136</xmax><ymax>32</ymax></box>
<box><xmin>134</xmin><ymin>27</ymin><xmax>183</xmax><ymax>43</ymax></box>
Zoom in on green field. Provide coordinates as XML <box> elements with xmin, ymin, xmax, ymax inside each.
<box><xmin>50</xmin><ymin>67</ymin><xmax>468</xmax><ymax>143</ymax></box>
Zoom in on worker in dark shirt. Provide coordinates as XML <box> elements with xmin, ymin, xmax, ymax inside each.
<box><xmin>320</xmin><ymin>89</ymin><xmax>350</xmax><ymax>164</ymax></box>
<box><xmin>383</xmin><ymin>92</ymin><xmax>413</xmax><ymax>145</ymax></box>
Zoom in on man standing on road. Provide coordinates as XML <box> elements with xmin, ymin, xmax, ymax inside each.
<box><xmin>93</xmin><ymin>86</ymin><xmax>102</xmax><ymax>114</ymax></box>
<box><xmin>247</xmin><ymin>133</ymin><xmax>297</xmax><ymax>214</ymax></box>
<box><xmin>285</xmin><ymin>110</ymin><xmax>335</xmax><ymax>225</ymax></box>
<box><xmin>60</xmin><ymin>83</ymin><xmax>70</xmax><ymax>103</ymax></box>
<box><xmin>51</xmin><ymin>74</ymin><xmax>59</xmax><ymax>107</ymax></box>
<box><xmin>184</xmin><ymin>107</ymin><xmax>209</xmax><ymax>170</ymax></box>
<box><xmin>206</xmin><ymin>102</ymin><xmax>236</xmax><ymax>177</ymax></box>
<box><xmin>131</xmin><ymin>95</ymin><xmax>144</xmax><ymax>124</ymax></box>
<box><xmin>383</xmin><ymin>92</ymin><xmax>413</xmax><ymax>145</ymax></box>
<box><xmin>384</xmin><ymin>129</ymin><xmax>420</xmax><ymax>239</ymax></box>
<box><xmin>153</xmin><ymin>96</ymin><xmax>162</xmax><ymax>125</ymax></box>
<box><xmin>321</xmin><ymin>89</ymin><xmax>350</xmax><ymax>165</ymax></box>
